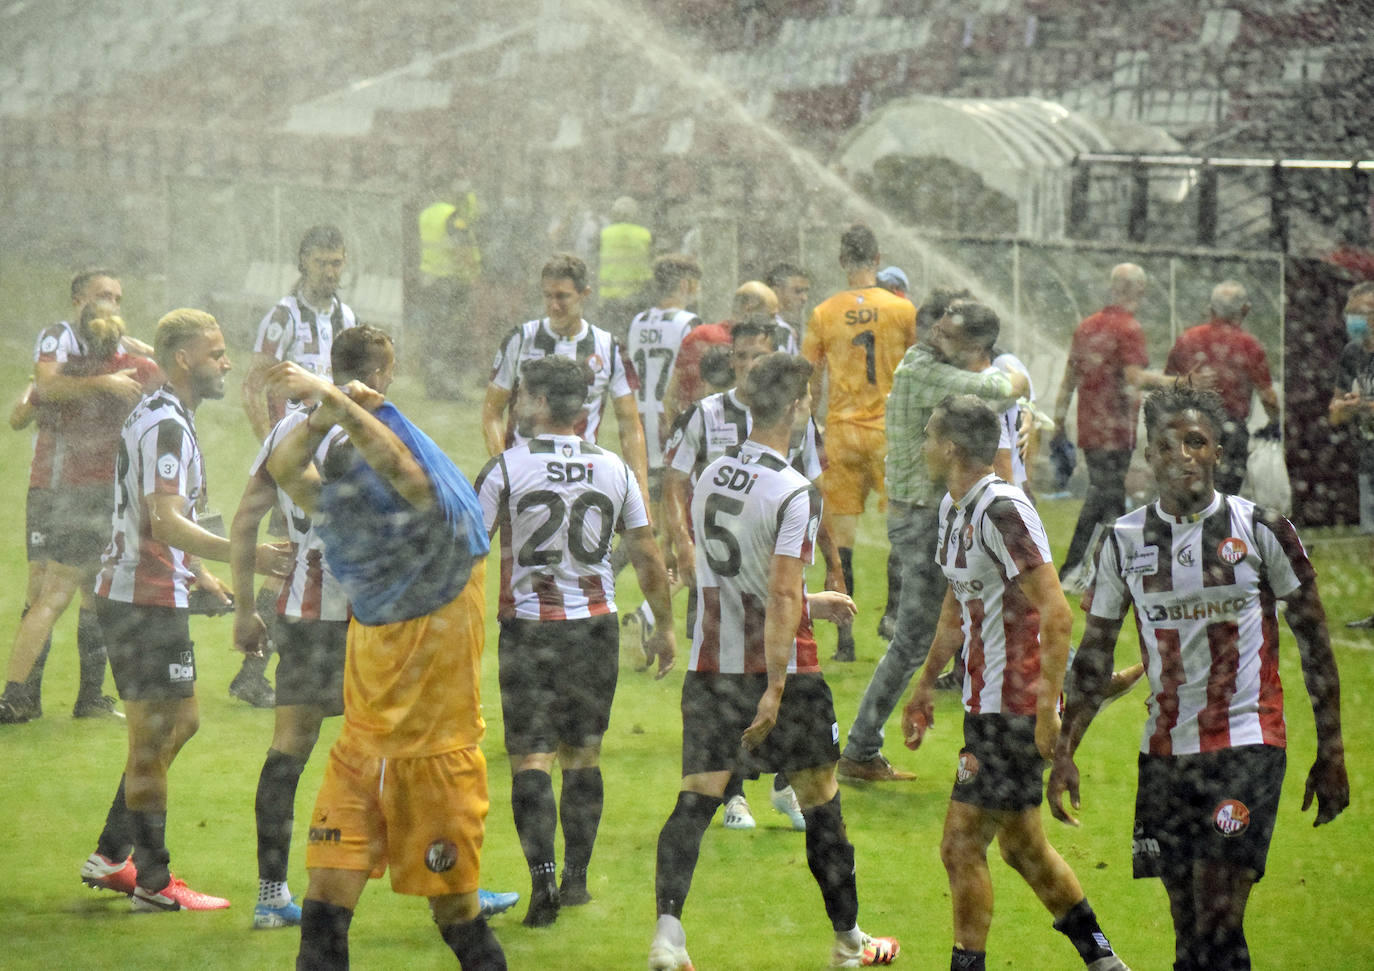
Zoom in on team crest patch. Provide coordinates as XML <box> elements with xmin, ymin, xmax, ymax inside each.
<box><xmin>1213</xmin><ymin>799</ymin><xmax>1250</xmax><ymax>837</ymax></box>
<box><xmin>561</xmin><ymin>442</ymin><xmax>574</xmax><ymax>457</ymax></box>
<box><xmin>40</xmin><ymin>335</ymin><xmax>59</xmax><ymax>354</ymax></box>
<box><xmin>157</xmin><ymin>453</ymin><xmax>180</xmax><ymax>478</ymax></box>
<box><xmin>586</xmin><ymin>353</ymin><xmax>604</xmax><ymax>374</ymax></box>
<box><xmin>960</xmin><ymin>523</ymin><xmax>974</xmax><ymax>551</ymax></box>
<box><xmin>955</xmin><ymin>751</ymin><xmax>980</xmax><ymax>785</ymax></box>
<box><xmin>265</xmin><ymin>321</ymin><xmax>284</xmax><ymax>343</ymax></box>
<box><xmin>1217</xmin><ymin>537</ymin><xmax>1248</xmax><ymax>564</ymax></box>
<box><xmin>425</xmin><ymin>839</ymin><xmax>458</xmax><ymax>873</ymax></box>
<box><xmin>1177</xmin><ymin>544</ymin><xmax>1195</xmax><ymax>567</ymax></box>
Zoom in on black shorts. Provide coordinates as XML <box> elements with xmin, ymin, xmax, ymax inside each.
<box><xmin>274</xmin><ymin>617</ymin><xmax>347</xmax><ymax>714</ymax></box>
<box><xmin>1133</xmin><ymin>745</ymin><xmax>1285</xmax><ymax>882</ymax></box>
<box><xmin>47</xmin><ymin>485</ymin><xmax>112</xmax><ymax>568</ymax></box>
<box><xmin>680</xmin><ymin>671</ymin><xmax>840</xmax><ymax>777</ymax></box>
<box><xmin>499</xmin><ymin>615</ymin><xmax>619</xmax><ymax>753</ymax></box>
<box><xmin>96</xmin><ymin>598</ymin><xmax>196</xmax><ymax>701</ymax></box>
<box><xmin>25</xmin><ymin>487</ymin><xmax>52</xmax><ymax>562</ymax></box>
<box><xmin>950</xmin><ymin>713</ymin><xmax>1045</xmax><ymax>812</ymax></box>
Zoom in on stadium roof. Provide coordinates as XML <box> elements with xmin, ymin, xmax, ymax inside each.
<box><xmin>836</xmin><ymin>96</ymin><xmax>1188</xmax><ymax>239</ymax></box>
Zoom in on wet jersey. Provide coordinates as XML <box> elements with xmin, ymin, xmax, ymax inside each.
<box><xmin>96</xmin><ymin>386</ymin><xmax>206</xmax><ymax>607</ymax></box>
<box><xmin>936</xmin><ymin>473</ymin><xmax>1051</xmax><ymax>716</ymax></box>
<box><xmin>476</xmin><ymin>434</ymin><xmax>647</xmax><ymax>622</ymax></box>
<box><xmin>689</xmin><ymin>440</ymin><xmax>821</xmax><ymax>675</ymax></box>
<box><xmin>663</xmin><ymin>389</ymin><xmax>824</xmax><ymax>484</ymax></box>
<box><xmin>802</xmin><ymin>286</ymin><xmax>916</xmax><ymax>430</ymax></box>
<box><xmin>249</xmin><ymin>410</ymin><xmax>349</xmax><ymax>622</ymax></box>
<box><xmin>28</xmin><ymin>321</ymin><xmax>83</xmax><ymax>489</ymax></box>
<box><xmin>1086</xmin><ymin>491</ymin><xmax>1311</xmax><ymax>757</ymax></box>
<box><xmin>489</xmin><ymin>318</ymin><xmax>639</xmax><ymax>447</ymax></box>
<box><xmin>627</xmin><ymin>306</ymin><xmax>699</xmax><ymax>467</ymax></box>
<box><xmin>44</xmin><ymin>352</ymin><xmax>161</xmax><ymax>488</ymax></box>
<box><xmin>253</xmin><ymin>292</ymin><xmax>357</xmax><ymax>376</ymax></box>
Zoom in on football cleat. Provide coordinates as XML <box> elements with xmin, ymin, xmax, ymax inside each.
<box><xmin>131</xmin><ymin>877</ymin><xmax>231</xmax><ymax>912</ymax></box>
<box><xmin>769</xmin><ymin>784</ymin><xmax>806</xmax><ymax>831</ymax></box>
<box><xmin>80</xmin><ymin>853</ymin><xmax>138</xmax><ymax>896</ymax></box>
<box><xmin>477</xmin><ymin>888</ymin><xmax>520</xmax><ymax>919</ymax></box>
<box><xmin>253</xmin><ymin>899</ymin><xmax>302</xmax><ymax>928</ymax></box>
<box><xmin>228</xmin><ymin>670</ymin><xmax>275</xmax><ymax>708</ymax></box>
<box><xmin>722</xmin><ymin>794</ymin><xmax>756</xmax><ymax>830</ymax></box>
<box><xmin>648</xmin><ymin>937</ymin><xmax>695</xmax><ymax>971</ymax></box>
<box><xmin>1086</xmin><ymin>956</ymin><xmax>1131</xmax><ymax>971</ymax></box>
<box><xmin>73</xmin><ymin>693</ymin><xmax>124</xmax><ymax>719</ymax></box>
<box><xmin>831</xmin><ymin>932</ymin><xmax>900</xmax><ymax>967</ymax></box>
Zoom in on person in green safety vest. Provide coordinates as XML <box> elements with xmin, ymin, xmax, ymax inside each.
<box><xmin>415</xmin><ymin>177</ymin><xmax>482</xmax><ymax>400</ymax></box>
<box><xmin>597</xmin><ymin>195</ymin><xmax>653</xmax><ymax>341</ymax></box>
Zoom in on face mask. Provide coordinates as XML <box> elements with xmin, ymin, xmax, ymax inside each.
<box><xmin>1347</xmin><ymin>314</ymin><xmax>1370</xmax><ymax>342</ymax></box>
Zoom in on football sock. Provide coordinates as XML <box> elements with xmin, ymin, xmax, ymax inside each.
<box><xmin>511</xmin><ymin>769</ymin><xmax>557</xmax><ymax>871</ymax></box>
<box><xmin>256</xmin><ymin>749</ymin><xmax>308</xmax><ymax>884</ymax></box>
<box><xmin>20</xmin><ymin>603</ymin><xmax>52</xmax><ymax>693</ymax></box>
<box><xmin>723</xmin><ymin>773</ymin><xmax>745</xmax><ymax>802</ymax></box>
<box><xmin>839</xmin><ymin>547</ymin><xmax>855</xmax><ymax>599</ymax></box>
<box><xmin>94</xmin><ymin>774</ymin><xmax>134</xmax><ymax>863</ymax></box>
<box><xmin>1053</xmin><ymin>898</ymin><xmax>1116</xmax><ymax>964</ymax></box>
<box><xmin>75</xmin><ymin>605</ymin><xmax>108</xmax><ymax>694</ymax></box>
<box><xmin>559</xmin><ymin>767</ymin><xmax>603</xmax><ymax>874</ymax></box>
<box><xmin>130</xmin><ymin>809</ymin><xmax>171</xmax><ymax>892</ymax></box>
<box><xmin>801</xmin><ymin>791</ymin><xmax>858</xmax><ymax>931</ymax></box>
<box><xmin>298</xmin><ymin>899</ymin><xmax>353</xmax><ymax>970</ymax></box>
<box><xmin>259</xmin><ymin>879</ymin><xmax>291</xmax><ymax>907</ymax></box>
<box><xmin>440</xmin><ymin>917</ymin><xmax>507</xmax><ymax>971</ymax></box>
<box><xmin>951</xmin><ymin>946</ymin><xmax>987</xmax><ymax>970</ymax></box>
<box><xmin>655</xmin><ymin>791</ymin><xmax>721</xmax><ymax>918</ymax></box>
<box><xmin>773</xmin><ymin>771</ymin><xmax>790</xmax><ymax>792</ymax></box>
<box><xmin>1199</xmin><ymin>925</ymin><xmax>1249</xmax><ymax>971</ymax></box>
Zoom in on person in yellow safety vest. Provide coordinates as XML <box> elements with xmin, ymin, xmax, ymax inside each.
<box><xmin>597</xmin><ymin>196</ymin><xmax>653</xmax><ymax>340</ymax></box>
<box><xmin>416</xmin><ymin>179</ymin><xmax>482</xmax><ymax>399</ymax></box>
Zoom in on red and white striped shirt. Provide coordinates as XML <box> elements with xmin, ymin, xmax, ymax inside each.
<box><xmin>488</xmin><ymin>318</ymin><xmax>639</xmax><ymax>447</ymax></box>
<box><xmin>1086</xmin><ymin>491</ymin><xmax>1310</xmax><ymax>756</ymax></box>
<box><xmin>27</xmin><ymin>321</ymin><xmax>82</xmax><ymax>489</ymax></box>
<box><xmin>95</xmin><ymin>386</ymin><xmax>206</xmax><ymax>607</ymax></box>
<box><xmin>249</xmin><ymin>411</ymin><xmax>350</xmax><ymax>622</ymax></box>
<box><xmin>936</xmin><ymin>474</ymin><xmax>1051</xmax><ymax>716</ymax></box>
<box><xmin>627</xmin><ymin>306</ymin><xmax>699</xmax><ymax>468</ymax></box>
<box><xmin>476</xmin><ymin>434</ymin><xmax>647</xmax><ymax>622</ymax></box>
<box><xmin>689</xmin><ymin>440</ymin><xmax>821</xmax><ymax>675</ymax></box>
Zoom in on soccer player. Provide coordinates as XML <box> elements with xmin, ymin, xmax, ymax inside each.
<box><xmin>237</xmin><ymin>224</ymin><xmax>357</xmax><ymax>708</ymax></box>
<box><xmin>1</xmin><ymin>269</ymin><xmax>144</xmax><ymax>723</ymax></box>
<box><xmin>803</xmin><ymin>223</ymin><xmax>917</xmax><ymax>660</ymax></box>
<box><xmin>79</xmin><ymin>309</ymin><xmax>290</xmax><ymax>911</ymax></box>
<box><xmin>901</xmin><ymin>395</ymin><xmax>1129</xmax><ymax>971</ymax></box>
<box><xmin>481</xmin><ymin>252</ymin><xmax>649</xmax><ymax>500</ymax></box>
<box><xmin>1049</xmin><ymin>387</ymin><xmax>1348</xmax><ymax>971</ymax></box>
<box><xmin>264</xmin><ymin>355</ymin><xmax>506</xmax><ymax>970</ymax></box>
<box><xmin>765</xmin><ymin>261</ymin><xmax>811</xmax><ymax>350</ymax></box>
<box><xmin>476</xmin><ymin>355</ymin><xmax>675</xmax><ymax>927</ymax></box>
<box><xmin>648</xmin><ymin>351</ymin><xmax>899</xmax><ymax>971</ymax></box>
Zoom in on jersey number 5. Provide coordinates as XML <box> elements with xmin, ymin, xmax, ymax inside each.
<box><xmin>702</xmin><ymin>493</ymin><xmax>744</xmax><ymax>576</ymax></box>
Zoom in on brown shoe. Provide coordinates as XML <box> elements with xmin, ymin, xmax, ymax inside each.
<box><xmin>836</xmin><ymin>754</ymin><xmax>916</xmax><ymax>782</ymax></box>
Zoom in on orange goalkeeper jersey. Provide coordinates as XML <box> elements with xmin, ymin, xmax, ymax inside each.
<box><xmin>802</xmin><ymin>286</ymin><xmax>916</xmax><ymax>430</ymax></box>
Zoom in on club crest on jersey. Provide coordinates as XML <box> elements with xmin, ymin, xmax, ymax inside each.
<box><xmin>955</xmin><ymin>751</ymin><xmax>980</xmax><ymax>785</ymax></box>
<box><xmin>1217</xmin><ymin>537</ymin><xmax>1248</xmax><ymax>564</ymax></box>
<box><xmin>560</xmin><ymin>442</ymin><xmax>574</xmax><ymax>458</ymax></box>
<box><xmin>265</xmin><ymin>321</ymin><xmax>284</xmax><ymax>343</ymax></box>
<box><xmin>585</xmin><ymin>353</ymin><xmax>605</xmax><ymax>375</ymax></box>
<box><xmin>1177</xmin><ymin>544</ymin><xmax>1196</xmax><ymax>567</ymax></box>
<box><xmin>425</xmin><ymin>839</ymin><xmax>458</xmax><ymax>873</ymax></box>
<box><xmin>960</xmin><ymin>523</ymin><xmax>974</xmax><ymax>551</ymax></box>
<box><xmin>40</xmin><ymin>335</ymin><xmax>59</xmax><ymax>354</ymax></box>
<box><xmin>1213</xmin><ymin>799</ymin><xmax>1250</xmax><ymax>837</ymax></box>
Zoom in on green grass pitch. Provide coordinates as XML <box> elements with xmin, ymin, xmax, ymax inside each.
<box><xmin>0</xmin><ymin>261</ymin><xmax>1370</xmax><ymax>969</ymax></box>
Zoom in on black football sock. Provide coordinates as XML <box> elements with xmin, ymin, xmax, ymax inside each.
<box><xmin>298</xmin><ymin>899</ymin><xmax>353</xmax><ymax>970</ymax></box>
<box><xmin>76</xmin><ymin>606</ymin><xmax>108</xmax><ymax>695</ymax></box>
<box><xmin>1053</xmin><ymin>898</ymin><xmax>1116</xmax><ymax>964</ymax></box>
<box><xmin>440</xmin><ymin>916</ymin><xmax>507</xmax><ymax>971</ymax></box>
<box><xmin>839</xmin><ymin>547</ymin><xmax>855</xmax><ymax>600</ymax></box>
<box><xmin>511</xmin><ymin>769</ymin><xmax>557</xmax><ymax>873</ymax></box>
<box><xmin>559</xmin><ymin>766</ymin><xmax>603</xmax><ymax>874</ymax></box>
<box><xmin>256</xmin><ymin>749</ymin><xmax>308</xmax><ymax>883</ymax></box>
<box><xmin>952</xmin><ymin>946</ymin><xmax>987</xmax><ymax>970</ymax></box>
<box><xmin>723</xmin><ymin>772</ymin><xmax>745</xmax><ymax>802</ymax></box>
<box><xmin>800</xmin><ymin>791</ymin><xmax>858</xmax><ymax>931</ymax></box>
<box><xmin>94</xmin><ymin>774</ymin><xmax>135</xmax><ymax>862</ymax></box>
<box><xmin>131</xmin><ymin>809</ymin><xmax>171</xmax><ymax>892</ymax></box>
<box><xmin>654</xmin><ymin>791</ymin><xmax>720</xmax><ymax>918</ymax></box>
<box><xmin>773</xmin><ymin>771</ymin><xmax>789</xmax><ymax>792</ymax></box>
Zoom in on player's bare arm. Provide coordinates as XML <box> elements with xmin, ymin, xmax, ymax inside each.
<box><xmin>481</xmin><ymin>383</ymin><xmax>512</xmax><ymax>457</ymax></box>
<box><xmin>9</xmin><ymin>379</ymin><xmax>36</xmax><ymax>430</ymax></box>
<box><xmin>901</xmin><ymin>586</ymin><xmax>962</xmax><ymax>749</ymax></box>
<box><xmin>623</xmin><ymin>524</ymin><xmax>677</xmax><ymax>679</ymax></box>
<box><xmin>146</xmin><ymin>491</ymin><xmax>289</xmax><ymax>576</ymax></box>
<box><xmin>1047</xmin><ymin>614</ymin><xmax>1124</xmax><ymax>826</ymax></box>
<box><xmin>663</xmin><ymin>468</ymin><xmax>695</xmax><ymax>591</ymax></box>
<box><xmin>806</xmin><ymin>590</ymin><xmax>857</xmax><ymax>625</ymax></box>
<box><xmin>742</xmin><ymin>553</ymin><xmax>806</xmax><ymax>751</ymax></box>
<box><xmin>815</xmin><ymin>514</ymin><xmax>846</xmax><ymax>594</ymax></box>
<box><xmin>1016</xmin><ymin>561</ymin><xmax>1073</xmax><ymax>758</ymax></box>
<box><xmin>612</xmin><ymin>391</ymin><xmax>651</xmax><ymax>502</ymax></box>
<box><xmin>33</xmin><ymin>357</ymin><xmax>142</xmax><ymax>407</ymax></box>
<box><xmin>1283</xmin><ymin>578</ymin><xmax>1350</xmax><ymax>826</ymax></box>
<box><xmin>241</xmin><ymin>351</ymin><xmax>283</xmax><ymax>440</ymax></box>
<box><xmin>229</xmin><ymin>471</ymin><xmax>279</xmax><ymax>658</ymax></box>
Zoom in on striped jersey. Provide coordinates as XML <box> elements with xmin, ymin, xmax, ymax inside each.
<box><xmin>489</xmin><ymin>318</ymin><xmax>639</xmax><ymax>447</ymax></box>
<box><xmin>991</xmin><ymin>351</ymin><xmax>1035</xmax><ymax>489</ymax></box>
<box><xmin>627</xmin><ymin>305</ymin><xmax>699</xmax><ymax>467</ymax></box>
<box><xmin>689</xmin><ymin>440</ymin><xmax>821</xmax><ymax>675</ymax></box>
<box><xmin>249</xmin><ymin>410</ymin><xmax>349</xmax><ymax>622</ymax></box>
<box><xmin>476</xmin><ymin>434</ymin><xmax>648</xmax><ymax>622</ymax></box>
<box><xmin>936</xmin><ymin>473</ymin><xmax>1052</xmax><ymax>716</ymax></box>
<box><xmin>253</xmin><ymin>292</ymin><xmax>357</xmax><ymax>376</ymax></box>
<box><xmin>663</xmin><ymin>389</ymin><xmax>825</xmax><ymax>484</ymax></box>
<box><xmin>1086</xmin><ymin>492</ymin><xmax>1312</xmax><ymax>757</ymax></box>
<box><xmin>773</xmin><ymin>314</ymin><xmax>800</xmax><ymax>355</ymax></box>
<box><xmin>95</xmin><ymin>386</ymin><xmax>206</xmax><ymax>607</ymax></box>
<box><xmin>28</xmin><ymin>321</ymin><xmax>83</xmax><ymax>489</ymax></box>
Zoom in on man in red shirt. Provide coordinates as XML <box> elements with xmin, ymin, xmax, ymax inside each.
<box><xmin>1052</xmin><ymin>264</ymin><xmax>1178</xmax><ymax>588</ymax></box>
<box><xmin>1165</xmin><ymin>280</ymin><xmax>1279</xmax><ymax>494</ymax></box>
